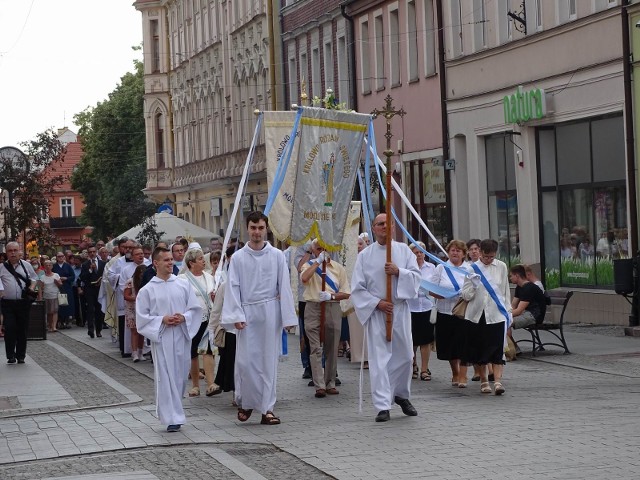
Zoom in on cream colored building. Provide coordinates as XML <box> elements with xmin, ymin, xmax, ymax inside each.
<box><xmin>133</xmin><ymin>0</ymin><xmax>284</xmax><ymax>238</ymax></box>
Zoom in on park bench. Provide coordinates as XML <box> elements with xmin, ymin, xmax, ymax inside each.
<box><xmin>517</xmin><ymin>290</ymin><xmax>573</xmax><ymax>356</ymax></box>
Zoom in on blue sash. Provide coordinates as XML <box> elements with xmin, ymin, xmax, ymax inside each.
<box><xmin>444</xmin><ymin>267</ymin><xmax>460</xmax><ymax>291</ymax></box>
<box><xmin>307</xmin><ymin>261</ymin><xmax>338</xmax><ymax>292</ymax></box>
<box><xmin>471</xmin><ymin>263</ymin><xmax>511</xmax><ymax>326</ymax></box>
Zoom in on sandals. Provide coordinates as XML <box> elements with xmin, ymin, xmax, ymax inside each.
<box><xmin>337</xmin><ymin>349</ymin><xmax>345</xmax><ymax>357</ymax></box>
<box><xmin>494</xmin><ymin>382</ymin><xmax>505</xmax><ymax>396</ymax></box>
<box><xmin>451</xmin><ymin>378</ymin><xmax>459</xmax><ymax>387</ymax></box>
<box><xmin>471</xmin><ymin>375</ymin><xmax>481</xmax><ymax>382</ymax></box>
<box><xmin>420</xmin><ymin>370</ymin><xmax>431</xmax><ymax>381</ymax></box>
<box><xmin>260</xmin><ymin>411</ymin><xmax>281</xmax><ymax>425</ymax></box>
<box><xmin>480</xmin><ymin>382</ymin><xmax>492</xmax><ymax>394</ymax></box>
<box><xmin>188</xmin><ymin>387</ymin><xmax>200</xmax><ymax>397</ymax></box>
<box><xmin>458</xmin><ymin>381</ymin><xmax>467</xmax><ymax>388</ymax></box>
<box><xmin>237</xmin><ymin>408</ymin><xmax>253</xmax><ymax>422</ymax></box>
<box><xmin>206</xmin><ymin>384</ymin><xmax>222</xmax><ymax>396</ymax></box>
<box><xmin>412</xmin><ymin>364</ymin><xmax>419</xmax><ymax>380</ymax></box>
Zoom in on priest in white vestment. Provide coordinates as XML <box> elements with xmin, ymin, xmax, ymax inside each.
<box><xmin>351</xmin><ymin>214</ymin><xmax>421</xmax><ymax>422</ymax></box>
<box><xmin>221</xmin><ymin>212</ymin><xmax>297</xmax><ymax>425</ymax></box>
<box><xmin>136</xmin><ymin>247</ymin><xmax>202</xmax><ymax>432</ymax></box>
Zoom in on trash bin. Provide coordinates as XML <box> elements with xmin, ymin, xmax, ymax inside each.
<box><xmin>27</xmin><ymin>300</ymin><xmax>47</xmax><ymax>341</ymax></box>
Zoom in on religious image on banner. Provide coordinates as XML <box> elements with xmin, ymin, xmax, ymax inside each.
<box><xmin>289</xmin><ymin>107</ymin><xmax>370</xmax><ymax>251</ymax></box>
<box><xmin>264</xmin><ymin>111</ymin><xmax>300</xmax><ymax>241</ymax></box>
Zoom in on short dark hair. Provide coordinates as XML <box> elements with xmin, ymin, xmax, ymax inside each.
<box><xmin>226</xmin><ymin>245</ymin><xmax>240</xmax><ymax>259</ymax></box>
<box><xmin>466</xmin><ymin>238</ymin><xmax>482</xmax><ymax>249</ymax></box>
<box><xmin>246</xmin><ymin>211</ymin><xmax>268</xmax><ymax>228</ymax></box>
<box><xmin>117</xmin><ymin>238</ymin><xmax>128</xmax><ymax>246</ymax></box>
<box><xmin>152</xmin><ymin>246</ymin><xmax>170</xmax><ymax>261</ymax></box>
<box><xmin>480</xmin><ymin>239</ymin><xmax>498</xmax><ymax>254</ymax></box>
<box><xmin>509</xmin><ymin>264</ymin><xmax>526</xmax><ymax>278</ymax></box>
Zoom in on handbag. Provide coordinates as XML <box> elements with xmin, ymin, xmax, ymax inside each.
<box><xmin>57</xmin><ymin>292</ymin><xmax>69</xmax><ymax>306</ymax></box>
<box><xmin>451</xmin><ymin>297</ymin><xmax>469</xmax><ymax>319</ymax></box>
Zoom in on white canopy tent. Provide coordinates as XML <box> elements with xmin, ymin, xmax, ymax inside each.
<box><xmin>115</xmin><ymin>212</ymin><xmax>216</xmax><ymax>248</ymax></box>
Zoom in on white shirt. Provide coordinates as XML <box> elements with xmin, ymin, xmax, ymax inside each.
<box><xmin>407</xmin><ymin>261</ymin><xmax>435</xmax><ymax>313</ymax></box>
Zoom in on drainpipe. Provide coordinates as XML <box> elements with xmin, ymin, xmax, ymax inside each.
<box><xmin>268</xmin><ymin>0</ymin><xmax>277</xmax><ymax>110</ymax></box>
<box><xmin>622</xmin><ymin>0</ymin><xmax>638</xmax><ymax>254</ymax></box>
<box><xmin>435</xmin><ymin>0</ymin><xmax>452</xmax><ymax>241</ymax></box>
<box><xmin>340</xmin><ymin>3</ymin><xmax>358</xmax><ymax>112</ymax></box>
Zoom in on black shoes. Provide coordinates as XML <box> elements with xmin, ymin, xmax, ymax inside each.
<box><xmin>96</xmin><ymin>332</ymin><xmax>102</xmax><ymax>338</ymax></box>
<box><xmin>17</xmin><ymin>358</ymin><xmax>25</xmax><ymax>364</ymax></box>
<box><xmin>375</xmin><ymin>410</ymin><xmax>390</xmax><ymax>422</ymax></box>
<box><xmin>166</xmin><ymin>424</ymin><xmax>181</xmax><ymax>432</ymax></box>
<box><xmin>335</xmin><ymin>377</ymin><xmax>342</xmax><ymax>386</ymax></box>
<box><xmin>88</xmin><ymin>331</ymin><xmax>95</xmax><ymax>338</ymax></box>
<box><xmin>302</xmin><ymin>367</ymin><xmax>312</xmax><ymax>379</ymax></box>
<box><xmin>7</xmin><ymin>357</ymin><xmax>16</xmax><ymax>364</ymax></box>
<box><xmin>394</xmin><ymin>396</ymin><xmax>418</xmax><ymax>416</ymax></box>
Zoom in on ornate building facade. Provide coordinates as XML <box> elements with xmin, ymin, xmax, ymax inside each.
<box><xmin>134</xmin><ymin>0</ymin><xmax>284</xmax><ymax>237</ymax></box>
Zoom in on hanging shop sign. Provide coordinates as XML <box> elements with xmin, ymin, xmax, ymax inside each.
<box><xmin>503</xmin><ymin>86</ymin><xmax>547</xmax><ymax>124</ymax></box>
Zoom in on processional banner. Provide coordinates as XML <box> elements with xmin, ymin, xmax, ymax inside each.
<box><xmin>264</xmin><ymin>111</ymin><xmax>300</xmax><ymax>240</ymax></box>
<box><xmin>290</xmin><ymin>107</ymin><xmax>370</xmax><ymax>251</ymax></box>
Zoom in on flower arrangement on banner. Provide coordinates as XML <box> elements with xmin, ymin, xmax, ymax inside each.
<box><xmin>312</xmin><ymin>88</ymin><xmax>350</xmax><ymax>111</ymax></box>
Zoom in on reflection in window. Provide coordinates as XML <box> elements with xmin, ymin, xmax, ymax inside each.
<box><xmin>538</xmin><ymin>115</ymin><xmax>627</xmax><ymax>289</ymax></box>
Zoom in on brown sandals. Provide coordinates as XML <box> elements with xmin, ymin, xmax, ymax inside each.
<box><xmin>260</xmin><ymin>411</ymin><xmax>281</xmax><ymax>425</ymax></box>
<box><xmin>237</xmin><ymin>408</ymin><xmax>253</xmax><ymax>422</ymax></box>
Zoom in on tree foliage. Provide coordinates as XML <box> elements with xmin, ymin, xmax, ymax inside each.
<box><xmin>135</xmin><ymin>215</ymin><xmax>165</xmax><ymax>248</ymax></box>
<box><xmin>0</xmin><ymin>130</ymin><xmax>65</xmax><ymax>245</ymax></box>
<box><xmin>71</xmin><ymin>59</ymin><xmax>155</xmax><ymax>240</ymax></box>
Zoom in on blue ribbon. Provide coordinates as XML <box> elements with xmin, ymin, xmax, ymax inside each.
<box><xmin>471</xmin><ymin>263</ymin><xmax>511</xmax><ymax>326</ymax></box>
<box><xmin>265</xmin><ymin>108</ymin><xmax>303</xmax><ymax>215</ymax></box>
<box><xmin>307</xmin><ymin>260</ymin><xmax>339</xmax><ymax>292</ymax></box>
<box><xmin>357</xmin><ymin>168</ymin><xmax>373</xmax><ymax>240</ymax></box>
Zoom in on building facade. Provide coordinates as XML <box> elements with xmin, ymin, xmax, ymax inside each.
<box><xmin>134</xmin><ymin>0</ymin><xmax>284</xmax><ymax>239</ymax></box>
<box><xmin>443</xmin><ymin>0</ymin><xmax>631</xmax><ymax>323</ymax></box>
<box><xmin>347</xmin><ymin>0</ymin><xmax>447</xmax><ymax>247</ymax></box>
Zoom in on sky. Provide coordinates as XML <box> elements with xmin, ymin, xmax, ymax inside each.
<box><xmin>0</xmin><ymin>0</ymin><xmax>143</xmax><ymax>148</ymax></box>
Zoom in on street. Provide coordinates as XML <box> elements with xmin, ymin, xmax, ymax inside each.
<box><xmin>1</xmin><ymin>325</ymin><xmax>640</xmax><ymax>479</ymax></box>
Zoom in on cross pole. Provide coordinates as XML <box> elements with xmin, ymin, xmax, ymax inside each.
<box><xmin>371</xmin><ymin>95</ymin><xmax>405</xmax><ymax>342</ymax></box>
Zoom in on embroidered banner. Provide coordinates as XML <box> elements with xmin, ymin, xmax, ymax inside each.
<box><xmin>289</xmin><ymin>107</ymin><xmax>370</xmax><ymax>251</ymax></box>
<box><xmin>264</xmin><ymin>111</ymin><xmax>300</xmax><ymax>240</ymax></box>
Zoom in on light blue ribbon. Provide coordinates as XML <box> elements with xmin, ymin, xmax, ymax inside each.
<box><xmin>470</xmin><ymin>263</ymin><xmax>511</xmax><ymax>326</ymax></box>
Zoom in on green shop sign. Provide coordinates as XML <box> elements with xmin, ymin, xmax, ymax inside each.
<box><xmin>503</xmin><ymin>86</ymin><xmax>547</xmax><ymax>124</ymax></box>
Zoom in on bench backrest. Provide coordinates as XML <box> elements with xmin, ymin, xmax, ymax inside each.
<box><xmin>546</xmin><ymin>290</ymin><xmax>574</xmax><ymax>324</ymax></box>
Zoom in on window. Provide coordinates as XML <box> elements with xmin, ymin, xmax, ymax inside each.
<box><xmin>300</xmin><ymin>51</ymin><xmax>308</xmax><ymax>93</ymax></box>
<box><xmin>374</xmin><ymin>13</ymin><xmax>385</xmax><ymax>90</ymax></box>
<box><xmin>360</xmin><ymin>19</ymin><xmax>371</xmax><ymax>94</ymax></box>
<box><xmin>473</xmin><ymin>0</ymin><xmax>486</xmax><ymax>50</ymax></box>
<box><xmin>312</xmin><ymin>46</ymin><xmax>321</xmax><ymax>98</ymax></box>
<box><xmin>526</xmin><ymin>0</ymin><xmax>543</xmax><ymax>32</ymax></box>
<box><xmin>288</xmin><ymin>54</ymin><xmax>298</xmax><ymax>107</ymax></box>
<box><xmin>389</xmin><ymin>7</ymin><xmax>400</xmax><ymax>86</ymax></box>
<box><xmin>337</xmin><ymin>34</ymin><xmax>349</xmax><ymax>103</ymax></box>
<box><xmin>424</xmin><ymin>0</ymin><xmax>436</xmax><ymax>75</ymax></box>
<box><xmin>497</xmin><ymin>0</ymin><xmax>511</xmax><ymax>44</ymax></box>
<box><xmin>151</xmin><ymin>20</ymin><xmax>160</xmax><ymax>73</ymax></box>
<box><xmin>407</xmin><ymin>0</ymin><xmax>418</xmax><ymax>82</ymax></box>
<box><xmin>537</xmin><ymin>115</ymin><xmax>627</xmax><ymax>289</ymax></box>
<box><xmin>485</xmin><ymin>134</ymin><xmax>519</xmax><ymax>266</ymax></box>
<box><xmin>569</xmin><ymin>0</ymin><xmax>577</xmax><ymax>19</ymax></box>
<box><xmin>451</xmin><ymin>0</ymin><xmax>463</xmax><ymax>56</ymax></box>
<box><xmin>323</xmin><ymin>38</ymin><xmax>334</xmax><ymax>92</ymax></box>
<box><xmin>155</xmin><ymin>112</ymin><xmax>165</xmax><ymax>168</ymax></box>
<box><xmin>61</xmin><ymin>198</ymin><xmax>73</xmax><ymax>218</ymax></box>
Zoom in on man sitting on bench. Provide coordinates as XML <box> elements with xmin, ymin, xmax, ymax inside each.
<box><xmin>508</xmin><ymin>264</ymin><xmax>547</xmax><ymax>353</ymax></box>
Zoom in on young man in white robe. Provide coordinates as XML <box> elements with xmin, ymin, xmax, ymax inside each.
<box><xmin>136</xmin><ymin>247</ymin><xmax>202</xmax><ymax>432</ymax></box>
<box><xmin>221</xmin><ymin>211</ymin><xmax>298</xmax><ymax>425</ymax></box>
<box><xmin>351</xmin><ymin>213</ymin><xmax>421</xmax><ymax>422</ymax></box>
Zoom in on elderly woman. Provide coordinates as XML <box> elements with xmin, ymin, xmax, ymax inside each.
<box><xmin>179</xmin><ymin>248</ymin><xmax>220</xmax><ymax>397</ymax></box>
<box><xmin>38</xmin><ymin>260</ymin><xmax>63</xmax><ymax>332</ymax></box>
<box><xmin>408</xmin><ymin>242</ymin><xmax>436</xmax><ymax>381</ymax></box>
<box><xmin>430</xmin><ymin>240</ymin><xmax>470</xmax><ymax>388</ymax></box>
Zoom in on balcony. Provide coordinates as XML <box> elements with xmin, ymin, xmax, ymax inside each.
<box><xmin>49</xmin><ymin>216</ymin><xmax>82</xmax><ymax>229</ymax></box>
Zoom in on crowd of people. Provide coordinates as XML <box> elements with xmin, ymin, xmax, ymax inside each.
<box><xmin>0</xmin><ymin>211</ymin><xmax>550</xmax><ymax>431</ymax></box>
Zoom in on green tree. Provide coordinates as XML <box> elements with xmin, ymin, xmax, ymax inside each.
<box><xmin>135</xmin><ymin>215</ymin><xmax>165</xmax><ymax>248</ymax></box>
<box><xmin>0</xmin><ymin>130</ymin><xmax>65</xmax><ymax>245</ymax></box>
<box><xmin>71</xmin><ymin>58</ymin><xmax>155</xmax><ymax>240</ymax></box>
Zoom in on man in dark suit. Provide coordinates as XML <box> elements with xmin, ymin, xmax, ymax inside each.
<box><xmin>80</xmin><ymin>245</ymin><xmax>106</xmax><ymax>338</ymax></box>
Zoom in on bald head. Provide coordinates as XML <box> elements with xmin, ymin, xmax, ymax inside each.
<box><xmin>372</xmin><ymin>213</ymin><xmax>390</xmax><ymax>245</ymax></box>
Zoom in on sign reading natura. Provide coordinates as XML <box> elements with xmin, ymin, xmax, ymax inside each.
<box><xmin>503</xmin><ymin>86</ymin><xmax>546</xmax><ymax>124</ymax></box>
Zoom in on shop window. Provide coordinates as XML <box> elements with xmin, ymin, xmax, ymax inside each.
<box><xmin>485</xmin><ymin>134</ymin><xmax>519</xmax><ymax>266</ymax></box>
<box><xmin>537</xmin><ymin>115</ymin><xmax>627</xmax><ymax>289</ymax></box>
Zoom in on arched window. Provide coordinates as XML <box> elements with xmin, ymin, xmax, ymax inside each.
<box><xmin>155</xmin><ymin>111</ymin><xmax>165</xmax><ymax>168</ymax></box>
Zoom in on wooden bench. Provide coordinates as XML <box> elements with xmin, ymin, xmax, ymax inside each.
<box><xmin>518</xmin><ymin>290</ymin><xmax>573</xmax><ymax>356</ymax></box>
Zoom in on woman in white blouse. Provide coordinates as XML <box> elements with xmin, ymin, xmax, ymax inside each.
<box><xmin>430</xmin><ymin>240</ymin><xmax>470</xmax><ymax>388</ymax></box>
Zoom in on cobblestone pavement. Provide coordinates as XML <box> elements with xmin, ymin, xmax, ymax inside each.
<box><xmin>1</xmin><ymin>325</ymin><xmax>640</xmax><ymax>479</ymax></box>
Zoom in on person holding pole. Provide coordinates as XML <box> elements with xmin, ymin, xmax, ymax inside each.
<box><xmin>300</xmin><ymin>239</ymin><xmax>350</xmax><ymax>398</ymax></box>
<box><xmin>351</xmin><ymin>213</ymin><xmax>421</xmax><ymax>422</ymax></box>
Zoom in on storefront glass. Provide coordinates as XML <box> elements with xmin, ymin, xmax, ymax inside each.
<box><xmin>486</xmin><ymin>134</ymin><xmax>519</xmax><ymax>266</ymax></box>
<box><xmin>537</xmin><ymin>114</ymin><xmax>627</xmax><ymax>289</ymax></box>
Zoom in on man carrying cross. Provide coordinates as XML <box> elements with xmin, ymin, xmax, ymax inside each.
<box><xmin>300</xmin><ymin>238</ymin><xmax>350</xmax><ymax>398</ymax></box>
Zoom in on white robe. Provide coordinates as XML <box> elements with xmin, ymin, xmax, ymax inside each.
<box><xmin>221</xmin><ymin>242</ymin><xmax>297</xmax><ymax>414</ymax></box>
<box><xmin>351</xmin><ymin>241</ymin><xmax>421</xmax><ymax>412</ymax></box>
<box><xmin>136</xmin><ymin>275</ymin><xmax>202</xmax><ymax>426</ymax></box>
